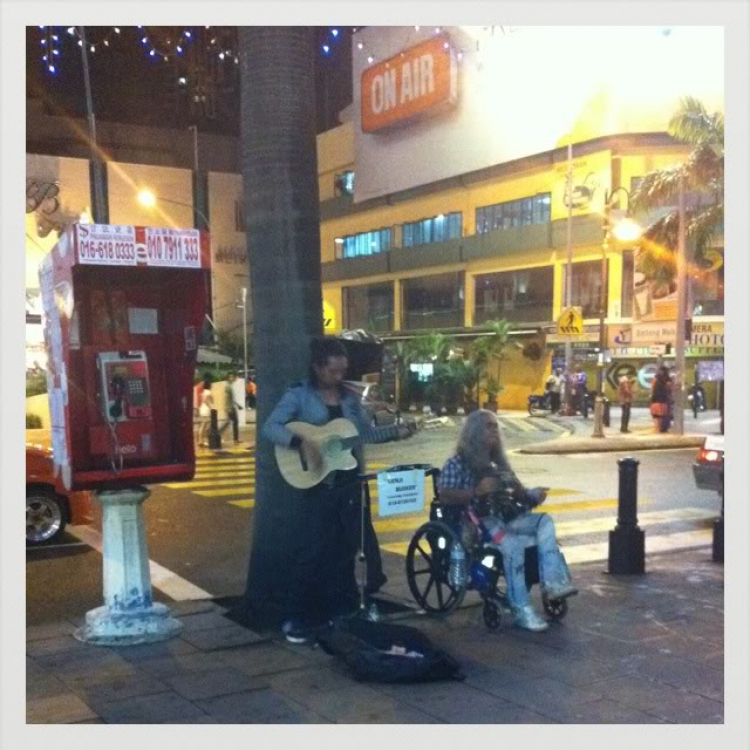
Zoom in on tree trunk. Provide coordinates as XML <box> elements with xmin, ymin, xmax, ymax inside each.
<box><xmin>239</xmin><ymin>27</ymin><xmax>322</xmax><ymax>625</ymax></box>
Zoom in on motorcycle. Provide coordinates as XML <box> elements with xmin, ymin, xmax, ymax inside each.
<box><xmin>528</xmin><ymin>389</ymin><xmax>595</xmax><ymax>417</ymax></box>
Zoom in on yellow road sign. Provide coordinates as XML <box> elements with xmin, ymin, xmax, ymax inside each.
<box><xmin>557</xmin><ymin>306</ymin><xmax>584</xmax><ymax>336</ymax></box>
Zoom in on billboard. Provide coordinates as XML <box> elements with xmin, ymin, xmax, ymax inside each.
<box><xmin>352</xmin><ymin>26</ymin><xmax>724</xmax><ymax>203</ymax></box>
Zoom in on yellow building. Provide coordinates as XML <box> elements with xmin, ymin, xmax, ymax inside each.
<box><xmin>316</xmin><ymin>26</ymin><xmax>724</xmax><ymax>410</ymax></box>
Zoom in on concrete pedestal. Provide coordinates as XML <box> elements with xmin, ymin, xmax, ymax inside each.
<box><xmin>75</xmin><ymin>486</ymin><xmax>183</xmax><ymax>646</ymax></box>
<box><xmin>608</xmin><ymin>526</ymin><xmax>646</xmax><ymax>575</ymax></box>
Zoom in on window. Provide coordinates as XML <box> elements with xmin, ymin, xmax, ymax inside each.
<box><xmin>474</xmin><ymin>266</ymin><xmax>554</xmax><ymax>324</ymax></box>
<box><xmin>343</xmin><ymin>283</ymin><xmax>394</xmax><ymax>333</ymax></box>
<box><xmin>335</xmin><ymin>227</ymin><xmax>392</xmax><ymax>259</ymax></box>
<box><xmin>563</xmin><ymin>260</ymin><xmax>607</xmax><ymax>319</ymax></box>
<box><xmin>334</xmin><ymin>170</ymin><xmax>355</xmax><ymax>197</ymax></box>
<box><xmin>402</xmin><ymin>212</ymin><xmax>462</xmax><ymax>248</ymax></box>
<box><xmin>402</xmin><ymin>272</ymin><xmax>464</xmax><ymax>330</ymax></box>
<box><xmin>621</xmin><ymin>251</ymin><xmax>634</xmax><ymax>317</ymax></box>
<box><xmin>476</xmin><ymin>193</ymin><xmax>551</xmax><ymax>234</ymax></box>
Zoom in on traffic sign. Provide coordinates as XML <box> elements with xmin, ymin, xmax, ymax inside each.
<box><xmin>557</xmin><ymin>306</ymin><xmax>583</xmax><ymax>336</ymax></box>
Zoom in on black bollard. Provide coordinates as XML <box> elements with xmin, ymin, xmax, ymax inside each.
<box><xmin>603</xmin><ymin>397</ymin><xmax>611</xmax><ymax>427</ymax></box>
<box><xmin>608</xmin><ymin>457</ymin><xmax>645</xmax><ymax>574</ymax></box>
<box><xmin>208</xmin><ymin>408</ymin><xmax>222</xmax><ymax>450</ymax></box>
<box><xmin>712</xmin><ymin>479</ymin><xmax>724</xmax><ymax>563</ymax></box>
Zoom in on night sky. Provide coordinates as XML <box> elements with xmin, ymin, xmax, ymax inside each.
<box><xmin>26</xmin><ymin>26</ymin><xmax>354</xmax><ymax>136</ymax></box>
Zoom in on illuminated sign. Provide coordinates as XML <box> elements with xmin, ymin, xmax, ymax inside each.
<box><xmin>361</xmin><ymin>35</ymin><xmax>457</xmax><ymax>133</ymax></box>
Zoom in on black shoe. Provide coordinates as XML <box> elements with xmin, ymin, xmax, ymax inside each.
<box><xmin>281</xmin><ymin>619</ymin><xmax>311</xmax><ymax>644</ymax></box>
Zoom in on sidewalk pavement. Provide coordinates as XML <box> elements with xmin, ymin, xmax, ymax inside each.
<box><xmin>27</xmin><ymin>546</ymin><xmax>723</xmax><ymax>724</ymax></box>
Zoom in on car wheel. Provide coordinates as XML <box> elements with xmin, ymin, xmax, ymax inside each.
<box><xmin>26</xmin><ymin>488</ymin><xmax>67</xmax><ymax>545</ymax></box>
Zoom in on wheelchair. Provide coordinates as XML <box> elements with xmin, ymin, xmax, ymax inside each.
<box><xmin>404</xmin><ymin>467</ymin><xmax>570</xmax><ymax>631</ymax></box>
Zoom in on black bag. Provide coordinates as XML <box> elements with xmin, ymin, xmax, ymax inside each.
<box><xmin>316</xmin><ymin>617</ymin><xmax>464</xmax><ymax>684</ymax></box>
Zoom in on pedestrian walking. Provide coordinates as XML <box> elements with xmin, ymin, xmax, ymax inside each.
<box><xmin>197</xmin><ymin>377</ymin><xmax>214</xmax><ymax>447</ymax></box>
<box><xmin>618</xmin><ymin>373</ymin><xmax>634</xmax><ymax>433</ymax></box>
<box><xmin>649</xmin><ymin>366</ymin><xmax>672</xmax><ymax>432</ymax></box>
<box><xmin>219</xmin><ymin>372</ymin><xmax>241</xmax><ymax>444</ymax></box>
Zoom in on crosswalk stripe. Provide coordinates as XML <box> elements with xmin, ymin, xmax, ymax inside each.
<box><xmin>562</xmin><ymin>529</ymin><xmax>712</xmax><ymax>564</ymax></box>
<box><xmin>545</xmin><ymin>488</ymin><xmax>582</xmax><ymax>497</ymax></box>
<box><xmin>193</xmin><ymin>470</ymin><xmax>255</xmax><ymax>479</ymax></box>
<box><xmin>165</xmin><ymin>476</ymin><xmax>255</xmax><ymax>489</ymax></box>
<box><xmin>195</xmin><ymin>456</ymin><xmax>255</xmax><ymax>466</ymax></box>
<box><xmin>504</xmin><ymin>417</ymin><xmax>536</xmax><ymax>433</ymax></box>
<box><xmin>228</xmin><ymin>499</ymin><xmax>255</xmax><ymax>509</ymax></box>
<box><xmin>553</xmin><ymin>507</ymin><xmax>713</xmax><ymax>537</ymax></box>
<box><xmin>195</xmin><ymin>488</ymin><xmax>258</xmax><ymax>498</ymax></box>
<box><xmin>380</xmin><ymin>513</ymin><xmax>713</xmax><ymax>559</ymax></box>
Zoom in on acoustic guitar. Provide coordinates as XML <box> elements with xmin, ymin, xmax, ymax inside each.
<box><xmin>275</xmin><ymin>418</ymin><xmax>402</xmax><ymax>489</ymax></box>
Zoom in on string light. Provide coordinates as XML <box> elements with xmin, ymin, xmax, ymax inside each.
<box><xmin>331</xmin><ymin>28</ymin><xmax>339</xmax><ymax>37</ymax></box>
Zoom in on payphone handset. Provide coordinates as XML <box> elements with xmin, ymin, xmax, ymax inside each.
<box><xmin>97</xmin><ymin>351</ymin><xmax>153</xmax><ymax>422</ymax></box>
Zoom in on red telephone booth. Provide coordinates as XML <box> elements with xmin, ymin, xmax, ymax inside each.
<box><xmin>40</xmin><ymin>223</ymin><xmax>211</xmax><ymax>491</ymax></box>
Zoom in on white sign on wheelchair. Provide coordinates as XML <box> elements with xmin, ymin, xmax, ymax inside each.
<box><xmin>376</xmin><ymin>468</ymin><xmax>425</xmax><ymax>517</ymax></box>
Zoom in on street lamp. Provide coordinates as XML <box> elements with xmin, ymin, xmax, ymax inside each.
<box><xmin>136</xmin><ymin>189</ymin><xmax>210</xmax><ymax>231</ymax></box>
<box><xmin>592</xmin><ymin>187</ymin><xmax>642</xmax><ymax>438</ymax></box>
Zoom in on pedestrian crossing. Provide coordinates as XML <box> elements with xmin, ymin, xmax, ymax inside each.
<box><xmin>162</xmin><ymin>452</ymin><xmax>715</xmax><ymax>563</ymax></box>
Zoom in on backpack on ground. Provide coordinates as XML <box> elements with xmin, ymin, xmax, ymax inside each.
<box><xmin>316</xmin><ymin>617</ymin><xmax>464</xmax><ymax>684</ymax></box>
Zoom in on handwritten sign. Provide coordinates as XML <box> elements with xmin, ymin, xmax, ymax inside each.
<box><xmin>376</xmin><ymin>468</ymin><xmax>425</xmax><ymax>517</ymax></box>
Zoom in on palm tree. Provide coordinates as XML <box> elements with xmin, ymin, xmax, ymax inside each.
<box><xmin>239</xmin><ymin>28</ymin><xmax>323</xmax><ymax>625</ymax></box>
<box><xmin>469</xmin><ymin>319</ymin><xmax>510</xmax><ymax>405</ymax></box>
<box><xmin>630</xmin><ymin>96</ymin><xmax>724</xmax><ymax>276</ymax></box>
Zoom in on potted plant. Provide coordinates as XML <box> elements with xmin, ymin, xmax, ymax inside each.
<box><xmin>483</xmin><ymin>375</ymin><xmax>501</xmax><ymax>413</ymax></box>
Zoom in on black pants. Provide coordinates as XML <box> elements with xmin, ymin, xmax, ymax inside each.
<box><xmin>220</xmin><ymin>408</ymin><xmax>239</xmax><ymax>442</ymax></box>
<box><xmin>620</xmin><ymin>403</ymin><xmax>631</xmax><ymax>432</ymax></box>
<box><xmin>289</xmin><ymin>479</ymin><xmax>362</xmax><ymax>625</ymax></box>
<box><xmin>550</xmin><ymin>392</ymin><xmax>561</xmax><ymax>413</ymax></box>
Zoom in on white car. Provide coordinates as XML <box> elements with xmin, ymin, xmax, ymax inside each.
<box><xmin>692</xmin><ymin>434</ymin><xmax>724</xmax><ymax>496</ymax></box>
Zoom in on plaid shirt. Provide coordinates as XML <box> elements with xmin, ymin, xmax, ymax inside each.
<box><xmin>438</xmin><ymin>455</ymin><xmax>479</xmax><ymax>492</ymax></box>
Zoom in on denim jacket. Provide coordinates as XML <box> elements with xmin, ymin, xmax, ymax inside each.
<box><xmin>262</xmin><ymin>380</ymin><xmax>391</xmax><ymax>470</ymax></box>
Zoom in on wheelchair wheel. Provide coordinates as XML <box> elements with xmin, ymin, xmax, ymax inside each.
<box><xmin>542</xmin><ymin>593</ymin><xmax>568</xmax><ymax>621</ymax></box>
<box><xmin>482</xmin><ymin>596</ymin><xmax>504</xmax><ymax>631</ymax></box>
<box><xmin>406</xmin><ymin>521</ymin><xmax>466</xmax><ymax>614</ymax></box>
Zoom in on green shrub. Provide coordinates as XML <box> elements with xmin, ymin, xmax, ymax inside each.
<box><xmin>26</xmin><ymin>414</ymin><xmax>43</xmax><ymax>429</ymax></box>
<box><xmin>26</xmin><ymin>372</ymin><xmax>47</xmax><ymax>398</ymax></box>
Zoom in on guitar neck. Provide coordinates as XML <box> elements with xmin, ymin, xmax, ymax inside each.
<box><xmin>340</xmin><ymin>422</ymin><xmax>400</xmax><ymax>451</ymax></box>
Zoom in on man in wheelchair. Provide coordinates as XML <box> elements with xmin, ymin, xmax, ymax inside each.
<box><xmin>437</xmin><ymin>409</ymin><xmax>577</xmax><ymax>632</ymax></box>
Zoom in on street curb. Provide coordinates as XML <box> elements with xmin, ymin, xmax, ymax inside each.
<box><xmin>519</xmin><ymin>434</ymin><xmax>706</xmax><ymax>455</ymax></box>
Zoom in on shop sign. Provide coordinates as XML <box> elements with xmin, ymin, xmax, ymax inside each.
<box><xmin>361</xmin><ymin>35</ymin><xmax>457</xmax><ymax>133</ymax></box>
<box><xmin>690</xmin><ymin>321</ymin><xmax>723</xmax><ymax>348</ymax></box>
<box><xmin>631</xmin><ymin>321</ymin><xmax>677</xmax><ymax>344</ymax></box>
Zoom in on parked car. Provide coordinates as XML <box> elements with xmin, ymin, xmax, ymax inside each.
<box><xmin>26</xmin><ymin>439</ymin><xmax>94</xmax><ymax>545</ymax></box>
<box><xmin>344</xmin><ymin>381</ymin><xmax>417</xmax><ymax>435</ymax></box>
<box><xmin>693</xmin><ymin>434</ymin><xmax>724</xmax><ymax>496</ymax></box>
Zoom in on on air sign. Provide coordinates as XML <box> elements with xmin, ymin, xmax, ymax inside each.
<box><xmin>361</xmin><ymin>35</ymin><xmax>457</xmax><ymax>133</ymax></box>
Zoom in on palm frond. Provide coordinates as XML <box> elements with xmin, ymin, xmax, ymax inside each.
<box><xmin>668</xmin><ymin>96</ymin><xmax>724</xmax><ymax>149</ymax></box>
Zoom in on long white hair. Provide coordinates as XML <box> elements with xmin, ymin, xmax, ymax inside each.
<box><xmin>456</xmin><ymin>409</ymin><xmax>508</xmax><ymax>476</ymax></box>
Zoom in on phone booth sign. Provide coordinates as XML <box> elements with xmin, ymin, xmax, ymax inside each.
<box><xmin>40</xmin><ymin>223</ymin><xmax>211</xmax><ymax>491</ymax></box>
